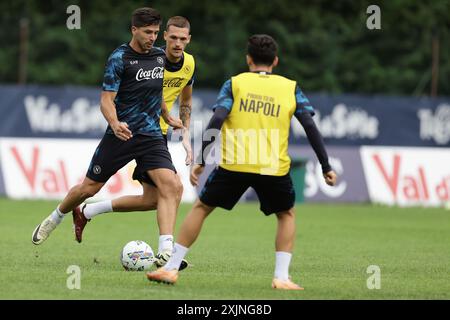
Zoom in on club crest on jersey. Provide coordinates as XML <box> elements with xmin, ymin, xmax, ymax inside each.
<box><xmin>157</xmin><ymin>56</ymin><xmax>164</xmax><ymax>65</ymax></box>
<box><xmin>135</xmin><ymin>67</ymin><xmax>164</xmax><ymax>81</ymax></box>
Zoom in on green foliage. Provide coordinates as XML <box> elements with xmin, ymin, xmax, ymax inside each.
<box><xmin>0</xmin><ymin>0</ymin><xmax>449</xmax><ymax>95</ymax></box>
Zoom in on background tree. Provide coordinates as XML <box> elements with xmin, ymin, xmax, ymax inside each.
<box><xmin>0</xmin><ymin>0</ymin><xmax>448</xmax><ymax>96</ymax></box>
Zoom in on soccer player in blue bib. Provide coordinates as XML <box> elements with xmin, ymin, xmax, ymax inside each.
<box><xmin>31</xmin><ymin>8</ymin><xmax>185</xmax><ymax>259</ymax></box>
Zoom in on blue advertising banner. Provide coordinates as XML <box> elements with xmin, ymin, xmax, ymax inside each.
<box><xmin>0</xmin><ymin>85</ymin><xmax>449</xmax><ymax>147</ymax></box>
<box><xmin>292</xmin><ymin>146</ymin><xmax>369</xmax><ymax>203</ymax></box>
<box><xmin>241</xmin><ymin>146</ymin><xmax>369</xmax><ymax>203</ymax></box>
<box><xmin>196</xmin><ymin>146</ymin><xmax>368</xmax><ymax>204</ymax></box>
<box><xmin>0</xmin><ymin>85</ymin><xmax>106</xmax><ymax>139</ymax></box>
<box><xmin>294</xmin><ymin>94</ymin><xmax>450</xmax><ymax>147</ymax></box>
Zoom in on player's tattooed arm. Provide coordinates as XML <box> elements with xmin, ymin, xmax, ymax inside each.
<box><xmin>180</xmin><ymin>85</ymin><xmax>193</xmax><ymax>165</ymax></box>
<box><xmin>180</xmin><ymin>104</ymin><xmax>192</xmax><ymax>127</ymax></box>
<box><xmin>180</xmin><ymin>104</ymin><xmax>193</xmax><ymax>165</ymax></box>
<box><xmin>179</xmin><ymin>85</ymin><xmax>193</xmax><ymax>129</ymax></box>
<box><xmin>161</xmin><ymin>100</ymin><xmax>183</xmax><ymax>129</ymax></box>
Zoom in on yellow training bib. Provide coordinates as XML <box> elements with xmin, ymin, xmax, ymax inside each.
<box><xmin>160</xmin><ymin>51</ymin><xmax>195</xmax><ymax>135</ymax></box>
<box><xmin>220</xmin><ymin>72</ymin><xmax>297</xmax><ymax>176</ymax></box>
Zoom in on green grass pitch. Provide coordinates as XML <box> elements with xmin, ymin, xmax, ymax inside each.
<box><xmin>0</xmin><ymin>198</ymin><xmax>449</xmax><ymax>299</ymax></box>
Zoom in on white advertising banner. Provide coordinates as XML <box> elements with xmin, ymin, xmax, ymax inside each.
<box><xmin>0</xmin><ymin>138</ymin><xmax>196</xmax><ymax>202</ymax></box>
<box><xmin>361</xmin><ymin>146</ymin><xmax>450</xmax><ymax>207</ymax></box>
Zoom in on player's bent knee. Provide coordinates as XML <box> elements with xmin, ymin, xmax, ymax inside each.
<box><xmin>276</xmin><ymin>208</ymin><xmax>295</xmax><ymax>220</ymax></box>
<box><xmin>159</xmin><ymin>176</ymin><xmax>181</xmax><ymax>197</ymax></box>
<box><xmin>142</xmin><ymin>196</ymin><xmax>157</xmax><ymax>210</ymax></box>
<box><xmin>177</xmin><ymin>180</ymin><xmax>184</xmax><ymax>197</ymax></box>
<box><xmin>194</xmin><ymin>200</ymin><xmax>214</xmax><ymax>216</ymax></box>
<box><xmin>79</xmin><ymin>182</ymin><xmax>102</xmax><ymax>199</ymax></box>
<box><xmin>79</xmin><ymin>188</ymin><xmax>98</xmax><ymax>199</ymax></box>
<box><xmin>142</xmin><ymin>203</ymin><xmax>156</xmax><ymax>211</ymax></box>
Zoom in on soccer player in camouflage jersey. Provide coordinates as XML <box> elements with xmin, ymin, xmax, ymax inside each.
<box><xmin>31</xmin><ymin>8</ymin><xmax>185</xmax><ymax>262</ymax></box>
<box><xmin>61</xmin><ymin>16</ymin><xmax>196</xmax><ymax>270</ymax></box>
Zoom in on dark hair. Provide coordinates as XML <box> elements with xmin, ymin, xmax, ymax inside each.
<box><xmin>166</xmin><ymin>16</ymin><xmax>190</xmax><ymax>31</ymax></box>
<box><xmin>247</xmin><ymin>34</ymin><xmax>278</xmax><ymax>66</ymax></box>
<box><xmin>131</xmin><ymin>7</ymin><xmax>161</xmax><ymax>28</ymax></box>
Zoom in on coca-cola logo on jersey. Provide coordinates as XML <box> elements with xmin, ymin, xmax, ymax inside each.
<box><xmin>163</xmin><ymin>78</ymin><xmax>184</xmax><ymax>88</ymax></box>
<box><xmin>135</xmin><ymin>67</ymin><xmax>164</xmax><ymax>81</ymax></box>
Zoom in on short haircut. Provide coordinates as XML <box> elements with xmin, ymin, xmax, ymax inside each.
<box><xmin>131</xmin><ymin>7</ymin><xmax>162</xmax><ymax>28</ymax></box>
<box><xmin>247</xmin><ymin>34</ymin><xmax>278</xmax><ymax>66</ymax></box>
<box><xmin>166</xmin><ymin>16</ymin><xmax>190</xmax><ymax>31</ymax></box>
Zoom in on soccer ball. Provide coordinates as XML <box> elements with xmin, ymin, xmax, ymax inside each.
<box><xmin>120</xmin><ymin>240</ymin><xmax>155</xmax><ymax>271</ymax></box>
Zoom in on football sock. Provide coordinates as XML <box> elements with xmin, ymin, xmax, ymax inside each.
<box><xmin>50</xmin><ymin>206</ymin><xmax>65</xmax><ymax>225</ymax></box>
<box><xmin>274</xmin><ymin>251</ymin><xmax>292</xmax><ymax>281</ymax></box>
<box><xmin>163</xmin><ymin>243</ymin><xmax>189</xmax><ymax>271</ymax></box>
<box><xmin>83</xmin><ymin>200</ymin><xmax>113</xmax><ymax>219</ymax></box>
<box><xmin>158</xmin><ymin>235</ymin><xmax>174</xmax><ymax>254</ymax></box>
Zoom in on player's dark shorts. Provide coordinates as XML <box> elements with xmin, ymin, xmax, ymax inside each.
<box><xmin>161</xmin><ymin>134</ymin><xmax>168</xmax><ymax>145</ymax></box>
<box><xmin>131</xmin><ymin>134</ymin><xmax>170</xmax><ymax>185</ymax></box>
<box><xmin>86</xmin><ymin>134</ymin><xmax>175</xmax><ymax>185</ymax></box>
<box><xmin>199</xmin><ymin>166</ymin><xmax>296</xmax><ymax>215</ymax></box>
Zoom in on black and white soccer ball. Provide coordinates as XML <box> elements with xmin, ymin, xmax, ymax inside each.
<box><xmin>120</xmin><ymin>240</ymin><xmax>155</xmax><ymax>271</ymax></box>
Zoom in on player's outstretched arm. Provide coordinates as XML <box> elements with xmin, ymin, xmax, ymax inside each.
<box><xmin>295</xmin><ymin>111</ymin><xmax>337</xmax><ymax>186</ymax></box>
<box><xmin>100</xmin><ymin>91</ymin><xmax>132</xmax><ymax>141</ymax></box>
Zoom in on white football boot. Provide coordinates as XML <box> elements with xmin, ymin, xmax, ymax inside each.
<box><xmin>32</xmin><ymin>215</ymin><xmax>58</xmax><ymax>245</ymax></box>
<box><xmin>154</xmin><ymin>251</ymin><xmax>190</xmax><ymax>271</ymax></box>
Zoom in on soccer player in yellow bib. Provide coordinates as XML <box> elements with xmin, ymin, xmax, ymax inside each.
<box><xmin>147</xmin><ymin>34</ymin><xmax>337</xmax><ymax>289</ymax></box>
<box><xmin>159</xmin><ymin>16</ymin><xmax>195</xmax><ymax>164</ymax></box>
<box><xmin>69</xmin><ymin>16</ymin><xmax>195</xmax><ymax>270</ymax></box>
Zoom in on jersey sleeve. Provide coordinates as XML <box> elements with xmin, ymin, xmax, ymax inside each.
<box><xmin>294</xmin><ymin>85</ymin><xmax>315</xmax><ymax>116</ymax></box>
<box><xmin>102</xmin><ymin>50</ymin><xmax>124</xmax><ymax>92</ymax></box>
<box><xmin>211</xmin><ymin>79</ymin><xmax>233</xmax><ymax>112</ymax></box>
